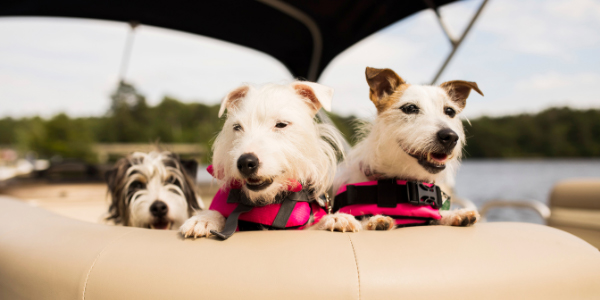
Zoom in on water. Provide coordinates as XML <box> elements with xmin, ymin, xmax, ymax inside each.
<box><xmin>455</xmin><ymin>159</ymin><xmax>600</xmax><ymax>224</ymax></box>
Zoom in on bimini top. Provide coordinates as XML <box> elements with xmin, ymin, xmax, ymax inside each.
<box><xmin>0</xmin><ymin>0</ymin><xmax>456</xmax><ymax>80</ymax></box>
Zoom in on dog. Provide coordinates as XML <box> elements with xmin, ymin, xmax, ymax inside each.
<box><xmin>334</xmin><ymin>67</ymin><xmax>483</xmax><ymax>230</ymax></box>
<box><xmin>105</xmin><ymin>151</ymin><xmax>203</xmax><ymax>230</ymax></box>
<box><xmin>180</xmin><ymin>81</ymin><xmax>361</xmax><ymax>238</ymax></box>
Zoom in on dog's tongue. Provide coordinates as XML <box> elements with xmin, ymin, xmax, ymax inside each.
<box><xmin>151</xmin><ymin>221</ymin><xmax>170</xmax><ymax>230</ymax></box>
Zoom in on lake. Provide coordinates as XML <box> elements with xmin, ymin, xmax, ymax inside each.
<box><xmin>455</xmin><ymin>159</ymin><xmax>600</xmax><ymax>224</ymax></box>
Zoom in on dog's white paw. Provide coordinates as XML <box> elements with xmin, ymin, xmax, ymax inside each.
<box><xmin>362</xmin><ymin>215</ymin><xmax>395</xmax><ymax>230</ymax></box>
<box><xmin>314</xmin><ymin>213</ymin><xmax>362</xmax><ymax>232</ymax></box>
<box><xmin>180</xmin><ymin>210</ymin><xmax>225</xmax><ymax>238</ymax></box>
<box><xmin>438</xmin><ymin>209</ymin><xmax>479</xmax><ymax>227</ymax></box>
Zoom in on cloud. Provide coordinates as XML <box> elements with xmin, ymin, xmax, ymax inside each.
<box><xmin>515</xmin><ymin>72</ymin><xmax>600</xmax><ymax>91</ymax></box>
<box><xmin>470</xmin><ymin>0</ymin><xmax>600</xmax><ymax>60</ymax></box>
<box><xmin>465</xmin><ymin>71</ymin><xmax>600</xmax><ymax>117</ymax></box>
<box><xmin>1</xmin><ymin>0</ymin><xmax>600</xmax><ymax>120</ymax></box>
<box><xmin>546</xmin><ymin>0</ymin><xmax>600</xmax><ymax>20</ymax></box>
<box><xmin>0</xmin><ymin>17</ymin><xmax>292</xmax><ymax>118</ymax></box>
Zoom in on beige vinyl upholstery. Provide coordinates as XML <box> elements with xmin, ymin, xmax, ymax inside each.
<box><xmin>548</xmin><ymin>179</ymin><xmax>600</xmax><ymax>248</ymax></box>
<box><xmin>1</xmin><ymin>197</ymin><xmax>599</xmax><ymax>300</ymax></box>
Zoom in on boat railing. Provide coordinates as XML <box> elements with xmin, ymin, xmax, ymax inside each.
<box><xmin>479</xmin><ymin>199</ymin><xmax>551</xmax><ymax>222</ymax></box>
<box><xmin>451</xmin><ymin>197</ymin><xmax>551</xmax><ymax>222</ymax></box>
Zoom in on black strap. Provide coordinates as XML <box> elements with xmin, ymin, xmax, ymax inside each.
<box><xmin>377</xmin><ymin>178</ymin><xmax>398</xmax><ymax>207</ymax></box>
<box><xmin>271</xmin><ymin>199</ymin><xmax>298</xmax><ymax>229</ymax></box>
<box><xmin>333</xmin><ymin>179</ymin><xmax>443</xmax><ymax>211</ymax></box>
<box><xmin>210</xmin><ymin>203</ymin><xmax>253</xmax><ymax>240</ymax></box>
<box><xmin>211</xmin><ymin>188</ymin><xmax>311</xmax><ymax>240</ymax></box>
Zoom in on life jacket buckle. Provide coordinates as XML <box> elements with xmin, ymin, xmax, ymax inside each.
<box><xmin>406</xmin><ymin>182</ymin><xmax>443</xmax><ymax>209</ymax></box>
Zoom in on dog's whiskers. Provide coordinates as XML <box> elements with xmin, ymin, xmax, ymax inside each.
<box><xmin>105</xmin><ymin>151</ymin><xmax>201</xmax><ymax>230</ymax></box>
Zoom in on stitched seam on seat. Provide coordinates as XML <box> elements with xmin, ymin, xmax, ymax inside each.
<box><xmin>82</xmin><ymin>230</ymin><xmax>136</xmax><ymax>300</ymax></box>
<box><xmin>347</xmin><ymin>235</ymin><xmax>361</xmax><ymax>300</ymax></box>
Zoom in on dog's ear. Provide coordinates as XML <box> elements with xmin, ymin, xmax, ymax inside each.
<box><xmin>365</xmin><ymin>67</ymin><xmax>406</xmax><ymax>112</ymax></box>
<box><xmin>104</xmin><ymin>168</ymin><xmax>117</xmax><ymax>192</ymax></box>
<box><xmin>177</xmin><ymin>159</ymin><xmax>202</xmax><ymax>214</ymax></box>
<box><xmin>219</xmin><ymin>85</ymin><xmax>251</xmax><ymax>117</ymax></box>
<box><xmin>105</xmin><ymin>158</ymin><xmax>129</xmax><ymax>193</ymax></box>
<box><xmin>179</xmin><ymin>159</ymin><xmax>198</xmax><ymax>179</ymax></box>
<box><xmin>292</xmin><ymin>82</ymin><xmax>333</xmax><ymax>113</ymax></box>
<box><xmin>439</xmin><ymin>80</ymin><xmax>483</xmax><ymax>109</ymax></box>
<box><xmin>105</xmin><ymin>158</ymin><xmax>131</xmax><ymax>225</ymax></box>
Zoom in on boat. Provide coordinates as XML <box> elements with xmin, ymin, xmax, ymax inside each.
<box><xmin>0</xmin><ymin>1</ymin><xmax>599</xmax><ymax>299</ymax></box>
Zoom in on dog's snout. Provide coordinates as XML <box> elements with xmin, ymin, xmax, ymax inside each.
<box><xmin>237</xmin><ymin>153</ymin><xmax>259</xmax><ymax>177</ymax></box>
<box><xmin>437</xmin><ymin>128</ymin><xmax>459</xmax><ymax>148</ymax></box>
<box><xmin>150</xmin><ymin>200</ymin><xmax>168</xmax><ymax>217</ymax></box>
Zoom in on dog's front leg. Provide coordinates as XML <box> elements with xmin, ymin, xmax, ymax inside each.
<box><xmin>311</xmin><ymin>212</ymin><xmax>362</xmax><ymax>232</ymax></box>
<box><xmin>361</xmin><ymin>215</ymin><xmax>395</xmax><ymax>230</ymax></box>
<box><xmin>434</xmin><ymin>209</ymin><xmax>479</xmax><ymax>226</ymax></box>
<box><xmin>180</xmin><ymin>210</ymin><xmax>225</xmax><ymax>238</ymax></box>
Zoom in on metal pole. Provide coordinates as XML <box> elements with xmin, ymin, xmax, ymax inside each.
<box><xmin>430</xmin><ymin>0</ymin><xmax>489</xmax><ymax>85</ymax></box>
<box><xmin>423</xmin><ymin>0</ymin><xmax>458</xmax><ymax>47</ymax></box>
<box><xmin>118</xmin><ymin>21</ymin><xmax>139</xmax><ymax>82</ymax></box>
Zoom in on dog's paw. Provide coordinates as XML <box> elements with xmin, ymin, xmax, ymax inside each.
<box><xmin>313</xmin><ymin>213</ymin><xmax>362</xmax><ymax>232</ymax></box>
<box><xmin>180</xmin><ymin>210</ymin><xmax>225</xmax><ymax>238</ymax></box>
<box><xmin>439</xmin><ymin>209</ymin><xmax>479</xmax><ymax>227</ymax></box>
<box><xmin>363</xmin><ymin>215</ymin><xmax>395</xmax><ymax>230</ymax></box>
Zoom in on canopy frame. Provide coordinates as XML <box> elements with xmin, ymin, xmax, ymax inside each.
<box><xmin>424</xmin><ymin>0</ymin><xmax>490</xmax><ymax>84</ymax></box>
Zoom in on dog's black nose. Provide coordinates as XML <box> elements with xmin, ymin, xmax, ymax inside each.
<box><xmin>150</xmin><ymin>201</ymin><xmax>168</xmax><ymax>217</ymax></box>
<box><xmin>437</xmin><ymin>128</ymin><xmax>459</xmax><ymax>148</ymax></box>
<box><xmin>237</xmin><ymin>153</ymin><xmax>259</xmax><ymax>177</ymax></box>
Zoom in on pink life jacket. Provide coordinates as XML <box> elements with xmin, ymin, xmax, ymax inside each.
<box><xmin>334</xmin><ymin>179</ymin><xmax>444</xmax><ymax>226</ymax></box>
<box><xmin>206</xmin><ymin>166</ymin><xmax>326</xmax><ymax>240</ymax></box>
<box><xmin>209</xmin><ymin>187</ymin><xmax>325</xmax><ymax>231</ymax></box>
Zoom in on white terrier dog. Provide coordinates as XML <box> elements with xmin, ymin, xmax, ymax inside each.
<box><xmin>180</xmin><ymin>81</ymin><xmax>360</xmax><ymax>239</ymax></box>
<box><xmin>105</xmin><ymin>151</ymin><xmax>203</xmax><ymax>230</ymax></box>
<box><xmin>334</xmin><ymin>67</ymin><xmax>483</xmax><ymax>230</ymax></box>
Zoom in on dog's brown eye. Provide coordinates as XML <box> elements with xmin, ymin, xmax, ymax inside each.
<box><xmin>129</xmin><ymin>181</ymin><xmax>145</xmax><ymax>190</ymax></box>
<box><xmin>167</xmin><ymin>176</ymin><xmax>181</xmax><ymax>187</ymax></box>
<box><xmin>233</xmin><ymin>124</ymin><xmax>243</xmax><ymax>131</ymax></box>
<box><xmin>444</xmin><ymin>107</ymin><xmax>456</xmax><ymax>118</ymax></box>
<box><xmin>400</xmin><ymin>104</ymin><xmax>419</xmax><ymax>114</ymax></box>
<box><xmin>275</xmin><ymin>122</ymin><xmax>288</xmax><ymax>129</ymax></box>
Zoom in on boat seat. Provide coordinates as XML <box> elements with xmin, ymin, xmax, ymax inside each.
<box><xmin>547</xmin><ymin>179</ymin><xmax>600</xmax><ymax>249</ymax></box>
<box><xmin>1</xmin><ymin>197</ymin><xmax>599</xmax><ymax>300</ymax></box>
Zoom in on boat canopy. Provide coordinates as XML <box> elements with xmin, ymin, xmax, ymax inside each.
<box><xmin>0</xmin><ymin>0</ymin><xmax>458</xmax><ymax>80</ymax></box>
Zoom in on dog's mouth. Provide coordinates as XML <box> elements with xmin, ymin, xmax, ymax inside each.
<box><xmin>244</xmin><ymin>176</ymin><xmax>274</xmax><ymax>191</ymax></box>
<box><xmin>150</xmin><ymin>219</ymin><xmax>173</xmax><ymax>230</ymax></box>
<box><xmin>402</xmin><ymin>146</ymin><xmax>453</xmax><ymax>174</ymax></box>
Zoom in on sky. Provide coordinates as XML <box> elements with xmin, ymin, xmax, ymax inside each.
<box><xmin>0</xmin><ymin>0</ymin><xmax>599</xmax><ymax>119</ymax></box>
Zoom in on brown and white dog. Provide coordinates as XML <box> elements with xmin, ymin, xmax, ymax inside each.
<box><xmin>334</xmin><ymin>67</ymin><xmax>483</xmax><ymax>230</ymax></box>
<box><xmin>105</xmin><ymin>151</ymin><xmax>203</xmax><ymax>230</ymax></box>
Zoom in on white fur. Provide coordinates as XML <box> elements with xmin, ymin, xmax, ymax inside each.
<box><xmin>181</xmin><ymin>81</ymin><xmax>356</xmax><ymax>237</ymax></box>
<box><xmin>438</xmin><ymin>209</ymin><xmax>480</xmax><ymax>226</ymax></box>
<box><xmin>336</xmin><ymin>85</ymin><xmax>464</xmax><ymax>188</ymax></box>
<box><xmin>180</xmin><ymin>210</ymin><xmax>226</xmax><ymax>238</ymax></box>
<box><xmin>311</xmin><ymin>213</ymin><xmax>362</xmax><ymax>232</ymax></box>
<box><xmin>213</xmin><ymin>82</ymin><xmax>342</xmax><ymax>202</ymax></box>
<box><xmin>124</xmin><ymin>151</ymin><xmax>200</xmax><ymax>229</ymax></box>
<box><xmin>336</xmin><ymin>83</ymin><xmax>478</xmax><ymax>229</ymax></box>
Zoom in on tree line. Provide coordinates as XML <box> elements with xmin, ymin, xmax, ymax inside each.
<box><xmin>1</xmin><ymin>88</ymin><xmax>598</xmax><ymax>163</ymax></box>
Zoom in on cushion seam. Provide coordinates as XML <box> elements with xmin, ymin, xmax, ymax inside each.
<box><xmin>347</xmin><ymin>234</ymin><xmax>361</xmax><ymax>300</ymax></box>
<box><xmin>82</xmin><ymin>230</ymin><xmax>136</xmax><ymax>300</ymax></box>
